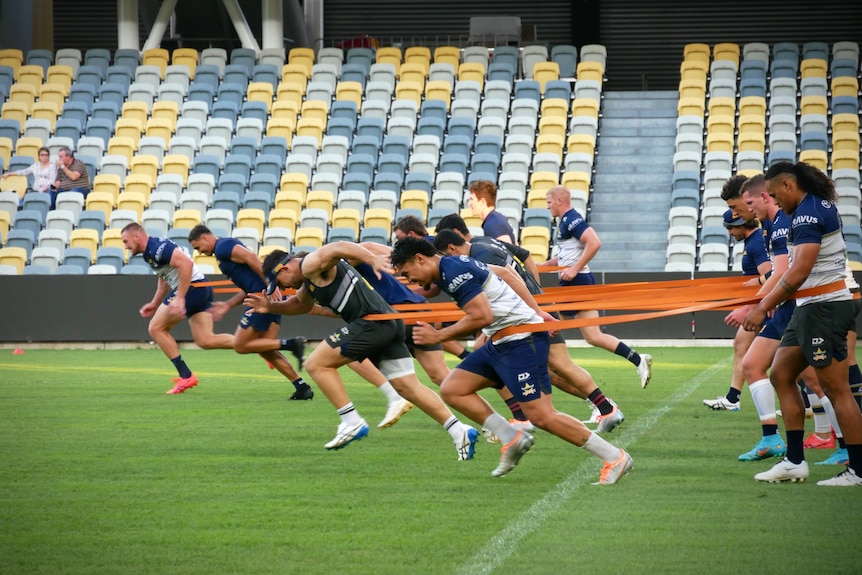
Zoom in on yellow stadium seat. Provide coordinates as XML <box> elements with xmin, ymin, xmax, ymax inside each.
<box><xmin>117</xmin><ymin>191</ymin><xmax>146</xmax><ymax>219</ymax></box>
<box><xmin>86</xmin><ymin>191</ymin><xmax>116</xmax><ymax>220</ymax></box>
<box><xmin>161</xmin><ymin>154</ymin><xmax>190</xmax><ymax>185</ymax></box>
<box><xmin>172</xmin><ymin>48</ymin><xmax>199</xmax><ymax>78</ymax></box>
<box><xmin>295</xmin><ymin>117</ymin><xmax>324</xmax><ymax>147</ymax></box>
<box><xmin>832</xmin><ymin>113</ymin><xmax>860</xmax><ymax>134</ymax></box>
<box><xmin>800</xmin><ymin>95</ymin><xmax>828</xmax><ymax>116</ymax></box>
<box><xmin>280</xmin><ymin>64</ymin><xmax>309</xmax><ymax>91</ymax></box>
<box><xmin>400</xmin><ymin>190</ymin><xmax>429</xmax><ymax>220</ymax></box>
<box><xmin>831</xmin><ymin>150</ymin><xmax>860</xmax><ymax>171</ymax></box>
<box><xmin>737</xmin><ymin>131</ymin><xmax>765</xmax><ymax>153</ymax></box>
<box><xmin>424</xmin><ymin>80</ymin><xmax>452</xmax><ymax>109</ymax></box>
<box><xmin>331</xmin><ymin>208</ymin><xmax>361</xmax><ymax>236</ymax></box>
<box><xmin>275</xmin><ymin>191</ymin><xmax>303</xmax><ymax>218</ymax></box>
<box><xmin>107</xmin><ymin>137</ymin><xmax>135</xmax><ymax>161</ymax></box>
<box><xmin>293</xmin><ymin>226</ymin><xmax>324</xmax><ymax>249</ymax></box>
<box><xmin>561</xmin><ymin>171</ymin><xmax>591</xmax><ymax>194</ymax></box>
<box><xmin>0</xmin><ymin>246</ymin><xmax>27</xmax><ymax>273</ymax></box>
<box><xmin>800</xmin><ymin>58</ymin><xmax>827</xmax><ymax>79</ymax></box>
<box><xmin>831</xmin><ymin>77</ymin><xmax>858</xmax><ymax>98</ymax></box>
<box><xmin>799</xmin><ymin>150</ymin><xmax>828</xmax><ymax>171</ymax></box>
<box><xmin>173</xmin><ymin>208</ymin><xmax>201</xmax><ymax>230</ymax></box>
<box><xmin>15</xmin><ymin>137</ymin><xmax>42</xmax><ymax>159</ymax></box>
<box><xmin>457</xmin><ymin>62</ymin><xmax>484</xmax><ymax>89</ymax></box>
<box><xmin>738</xmin><ymin>115</ymin><xmax>766</xmax><ymax>136</ymax></box>
<box><xmin>736</xmin><ymin>168</ymin><xmax>762</xmax><ymax>179</ymax></box>
<box><xmin>364</xmin><ymin>208</ymin><xmax>393</xmax><ymax>231</ymax></box>
<box><xmin>0</xmin><ymin>137</ymin><xmax>12</xmax><ymax>167</ymax></box>
<box><xmin>0</xmin><ymin>211</ymin><xmax>9</xmax><ymax>243</ymax></box>
<box><xmin>678</xmin><ymin>79</ymin><xmax>706</xmax><ymax>100</ymax></box>
<box><xmin>0</xmin><ymin>176</ymin><xmax>29</xmax><ymax>199</ymax></box>
<box><xmin>400</xmin><ymin>63</ymin><xmax>427</xmax><ymax>88</ymax></box>
<box><xmin>520</xmin><ymin>226</ymin><xmax>551</xmax><ymax>260</ymax></box>
<box><xmin>0</xmin><ymin>49</ymin><xmax>23</xmax><ymax>75</ymax></box>
<box><xmin>705</xmin><ymin>132</ymin><xmax>734</xmax><ymax>154</ymax></box>
<box><xmin>39</xmin><ymin>83</ymin><xmax>67</xmax><ymax>108</ymax></box>
<box><xmin>236</xmin><ymin>208</ymin><xmax>266</xmax><ymax>236</ymax></box>
<box><xmin>535</xmin><ymin>134</ymin><xmax>564</xmax><ymax>157</ymax></box>
<box><xmin>534</xmin><ymin>62</ymin><xmax>560</xmax><ymax>93</ymax></box>
<box><xmin>271</xmin><ymin>99</ymin><xmax>299</xmax><ymax>123</ymax></box>
<box><xmin>404</xmin><ymin>46</ymin><xmax>431</xmax><ymax>71</ymax></box>
<box><xmin>247</xmin><ymin>82</ymin><xmax>274</xmax><ymax>112</ymax></box>
<box><xmin>1</xmin><ymin>101</ymin><xmax>28</xmax><ymax>130</ymax></box>
<box><xmin>145</xmin><ymin>118</ymin><xmax>173</xmax><ymax>146</ymax></box>
<box><xmin>576</xmin><ymin>61</ymin><xmax>602</xmax><ymax>82</ymax></box>
<box><xmin>683</xmin><ymin>43</ymin><xmax>711</xmax><ymax>64</ymax></box>
<box><xmin>29</xmin><ymin>101</ymin><xmax>58</xmax><ymax>130</ymax></box>
<box><xmin>335</xmin><ymin>81</ymin><xmax>363</xmax><ymax>108</ymax></box>
<box><xmin>394</xmin><ymin>81</ymin><xmax>422</xmax><ymax>107</ymax></box>
<box><xmin>268</xmin><ymin>208</ymin><xmax>298</xmax><ymax>236</ymax></box>
<box><xmin>276</xmin><ymin>82</ymin><xmax>305</xmax><ymax>108</ymax></box>
<box><xmin>706</xmin><ymin>115</ymin><xmax>734</xmax><ymax>135</ymax></box>
<box><xmin>305</xmin><ymin>190</ymin><xmax>335</xmax><ymax>218</ymax></box>
<box><xmin>16</xmin><ymin>65</ymin><xmax>44</xmax><ymax>88</ymax></box>
<box><xmin>266</xmin><ymin>118</ymin><xmax>294</xmax><ymax>145</ymax></box>
<box><xmin>538</xmin><ymin>116</ymin><xmax>566</xmax><ymax>139</ymax></box>
<box><xmin>258</xmin><ymin>244</ymin><xmax>284</xmax><ymax>260</ymax></box>
<box><xmin>288</xmin><ymin>47</ymin><xmax>315</xmax><ymax>77</ymax></box>
<box><xmin>46</xmin><ymin>66</ymin><xmax>73</xmax><ymax>95</ymax></box>
<box><xmin>376</xmin><ymin>47</ymin><xmax>402</xmax><ymax>76</ymax></box>
<box><xmin>738</xmin><ymin>96</ymin><xmax>766</xmax><ymax>119</ymax></box>
<box><xmin>833</xmin><ymin>131</ymin><xmax>861</xmax><ymax>153</ymax></box>
<box><xmin>70</xmin><ymin>229</ymin><xmax>100</xmax><ymax>262</ymax></box>
<box><xmin>121</xmin><ymin>101</ymin><xmax>150</xmax><ymax>125</ymax></box>
<box><xmin>151</xmin><ymin>101</ymin><xmax>179</xmax><ymax>129</ymax></box>
<box><xmin>92</xmin><ymin>174</ymin><xmax>122</xmax><ymax>202</ymax></box>
<box><xmin>566</xmin><ymin>134</ymin><xmax>596</xmax><ymax>156</ymax></box>
<box><xmin>129</xmin><ymin>155</ymin><xmax>160</xmax><ymax>182</ymax></box>
<box><xmin>278</xmin><ymin>175</ymin><xmax>308</xmax><ymax>201</ymax></box>
<box><xmin>459</xmin><ymin>208</ymin><xmax>482</xmax><ymax>229</ymax></box>
<box><xmin>143</xmin><ymin>48</ymin><xmax>169</xmax><ymax>77</ymax></box>
<box><xmin>9</xmin><ymin>84</ymin><xmax>36</xmax><ymax>111</ymax></box>
<box><xmin>300</xmin><ymin>100</ymin><xmax>329</xmax><ymax>123</ymax></box>
<box><xmin>677</xmin><ymin>97</ymin><xmax>705</xmax><ymax>118</ymax></box>
<box><xmin>434</xmin><ymin>46</ymin><xmax>460</xmax><ymax>69</ymax></box>
<box><xmin>526</xmin><ymin>187</ymin><xmax>551</xmax><ymax>209</ymax></box>
<box><xmin>115</xmin><ymin>118</ymin><xmax>143</xmax><ymax>146</ymax></box>
<box><xmin>712</xmin><ymin>43</ymin><xmax>740</xmax><ymax>66</ymax></box>
<box><xmin>571</xmin><ymin>98</ymin><xmax>599</xmax><ymax>119</ymax></box>
<box><xmin>194</xmin><ymin>253</ymin><xmax>217</xmax><ymax>269</ymax></box>
<box><xmin>540</xmin><ymin>98</ymin><xmax>568</xmax><ymax>119</ymax></box>
<box><xmin>530</xmin><ymin>171</ymin><xmax>559</xmax><ymax>194</ymax></box>
<box><xmin>101</xmin><ymin>228</ymin><xmax>126</xmax><ymax>254</ymax></box>
<box><xmin>707</xmin><ymin>97</ymin><xmax>736</xmax><ymax>118</ymax></box>
<box><xmin>123</xmin><ymin>174</ymin><xmax>154</xmax><ymax>202</ymax></box>
<box><xmin>679</xmin><ymin>60</ymin><xmax>708</xmax><ymax>84</ymax></box>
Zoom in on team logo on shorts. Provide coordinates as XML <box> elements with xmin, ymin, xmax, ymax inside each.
<box><xmin>811</xmin><ymin>337</ymin><xmax>824</xmax><ymax>345</ymax></box>
<box><xmin>811</xmin><ymin>347</ymin><xmax>827</xmax><ymax>362</ymax></box>
<box><xmin>518</xmin><ymin>372</ymin><xmax>537</xmax><ymax>396</ymax></box>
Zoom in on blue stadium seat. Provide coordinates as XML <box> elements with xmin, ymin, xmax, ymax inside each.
<box><xmin>187</xmin><ymin>82</ymin><xmax>215</xmax><ymax>104</ymax></box>
<box><xmin>5</xmin><ymin>229</ymin><xmax>35</xmax><ymax>259</ymax></box>
<box><xmin>211</xmin><ymin>190</ymin><xmax>242</xmax><ymax>216</ymax></box>
<box><xmin>443</xmin><ymin>135</ymin><xmax>472</xmax><ymax>158</ymax></box>
<box><xmin>91</xmin><ymin>101</ymin><xmax>120</xmax><ymax>122</ymax></box>
<box><xmin>75</xmin><ymin>64</ymin><xmax>104</xmax><ymax>88</ymax></box>
<box><xmin>373</xmin><ymin>172</ymin><xmax>404</xmax><ymax>195</ymax></box>
<box><xmin>260</xmin><ymin>136</ymin><xmax>288</xmax><ymax>163</ymax></box>
<box><xmin>229</xmin><ymin>48</ymin><xmax>256</xmax><ymax>76</ymax></box>
<box><xmin>326</xmin><ymin>117</ymin><xmax>355</xmax><ymax>144</ymax></box>
<box><xmin>253</xmin><ymin>155</ymin><xmax>282</xmax><ymax>179</ymax></box>
<box><xmin>381</xmin><ymin>135</ymin><xmax>411</xmax><ymax>161</ymax></box>
<box><xmin>487</xmin><ymin>62</ymin><xmax>516</xmax><ymax>83</ymax></box>
<box><xmin>63</xmin><ymin>247</ymin><xmax>92</xmax><ymax>272</ymax></box>
<box><xmin>85</xmin><ymin>118</ymin><xmax>115</xmax><ymax>147</ymax></box>
<box><xmin>416</xmin><ymin>116</ymin><xmax>445</xmax><ymax>141</ymax></box>
<box><xmin>404</xmin><ymin>172</ymin><xmax>433</xmax><ymax>195</ymax></box>
<box><xmin>22</xmin><ymin>192</ymin><xmax>51</xmax><ymax>221</ymax></box>
<box><xmin>113</xmin><ymin>48</ymin><xmax>140</xmax><ymax>74</ymax></box>
<box><xmin>351</xmin><ymin>135</ymin><xmax>380</xmax><ymax>162</ymax></box>
<box><xmin>346</xmin><ymin>154</ymin><xmax>375</xmax><ymax>181</ymax></box>
<box><xmin>0</xmin><ymin>119</ymin><xmax>20</xmax><ymax>146</ymax></box>
<box><xmin>340</xmin><ymin>63</ymin><xmax>368</xmax><ymax>87</ymax></box>
<box><xmin>242</xmin><ymin>190</ymin><xmax>272</xmax><ymax>217</ymax></box>
<box><xmin>544</xmin><ymin>80</ymin><xmax>571</xmax><ymax>101</ymax></box>
<box><xmin>439</xmin><ymin>153</ymin><xmax>468</xmax><ymax>178</ymax></box>
<box><xmin>217</xmin><ymin>83</ymin><xmax>244</xmax><ymax>106</ymax></box>
<box><xmin>194</xmin><ymin>65</ymin><xmax>220</xmax><ymax>89</ymax></box>
<box><xmin>98</xmin><ymin>83</ymin><xmax>126</xmax><ymax>107</ymax></box>
<box><xmin>248</xmin><ymin>173</ymin><xmax>278</xmax><ymax>200</ymax></box>
<box><xmin>356</xmin><ymin>117</ymin><xmax>385</xmax><ymax>142</ymax></box>
<box><xmin>341</xmin><ymin>172</ymin><xmax>372</xmax><ymax>195</ymax></box>
<box><xmin>551</xmin><ymin>44</ymin><xmax>578</xmax><ymax>78</ymax></box>
<box><xmin>105</xmin><ymin>65</ymin><xmax>133</xmax><ymax>90</ymax></box>
<box><xmin>223</xmin><ymin>63</ymin><xmax>251</xmax><ymax>89</ymax></box>
<box><xmin>223</xmin><ymin>154</ymin><xmax>252</xmax><ymax>180</ymax></box>
<box><xmin>229</xmin><ymin>136</ymin><xmax>258</xmax><ymax>160</ymax></box>
<box><xmin>68</xmin><ymin>84</ymin><xmax>97</xmax><ymax>110</ymax></box>
<box><xmin>192</xmin><ymin>155</ymin><xmax>222</xmax><ymax>180</ymax></box>
<box><xmin>95</xmin><ymin>247</ymin><xmax>124</xmax><ymax>273</ymax></box>
<box><xmin>211</xmin><ymin>100</ymin><xmax>240</xmax><ymax>124</ymax></box>
<box><xmin>330</xmin><ymin>101</ymin><xmax>358</xmax><ymax>123</ymax></box>
<box><xmin>252</xmin><ymin>63</ymin><xmax>280</xmax><ymax>89</ymax></box>
<box><xmin>241</xmin><ymin>101</ymin><xmax>269</xmax><ymax>126</ymax></box>
<box><xmin>513</xmin><ymin>81</ymin><xmax>541</xmax><ymax>103</ymax></box>
<box><xmin>419</xmin><ymin>100</ymin><xmax>448</xmax><ymax>123</ymax></box>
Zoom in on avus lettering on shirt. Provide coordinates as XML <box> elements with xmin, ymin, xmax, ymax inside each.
<box><xmin>566</xmin><ymin>215</ymin><xmax>584</xmax><ymax>232</ymax></box>
<box><xmin>772</xmin><ymin>227</ymin><xmax>788</xmax><ymax>242</ymax></box>
<box><xmin>153</xmin><ymin>242</ymin><xmax>166</xmax><ymax>262</ymax></box>
<box><xmin>447</xmin><ymin>272</ymin><xmax>474</xmax><ymax>293</ymax></box>
<box><xmin>793</xmin><ymin>215</ymin><xmax>819</xmax><ymax>226</ymax></box>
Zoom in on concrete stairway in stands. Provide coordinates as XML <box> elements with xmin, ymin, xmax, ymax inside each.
<box><xmin>586</xmin><ymin>90</ymin><xmax>679</xmax><ymax>272</ymax></box>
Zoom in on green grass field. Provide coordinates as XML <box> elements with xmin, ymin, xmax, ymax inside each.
<box><xmin>1</xmin><ymin>346</ymin><xmax>860</xmax><ymax>575</ymax></box>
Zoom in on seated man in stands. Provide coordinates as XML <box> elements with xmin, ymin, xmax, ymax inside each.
<box><xmin>53</xmin><ymin>147</ymin><xmax>91</xmax><ymax>208</ymax></box>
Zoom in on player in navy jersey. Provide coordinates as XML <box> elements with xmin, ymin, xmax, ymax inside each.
<box><xmin>724</xmin><ymin>175</ymin><xmax>811</xmax><ymax>461</ymax></box>
<box><xmin>743</xmin><ymin>161</ymin><xmax>862</xmax><ymax>486</ymax></box>
<box><xmin>703</xmin><ymin>204</ymin><xmax>772</xmax><ymax>411</ymax></box>
<box><xmin>433</xmin><ymin>228</ymin><xmax>625</xmax><ymax>433</ymax></box>
<box><xmin>121</xmin><ymin>223</ymin><xmax>235</xmax><ymax>394</ymax></box>
<box><xmin>468</xmin><ymin>180</ymin><xmax>516</xmax><ymax>244</ymax></box>
<box><xmin>187</xmin><ymin>225</ymin><xmax>312</xmax><ymax>400</ymax></box>
<box><xmin>243</xmin><ymin>243</ymin><xmax>477</xmax><ymax>458</ymax></box>
<box><xmin>391</xmin><ymin>237</ymin><xmax>633</xmax><ymax>483</ymax></box>
<box><xmin>543</xmin><ymin>185</ymin><xmax>653</xmax><ymax>388</ymax></box>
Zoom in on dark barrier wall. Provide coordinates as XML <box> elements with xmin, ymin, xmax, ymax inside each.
<box><xmin>7</xmin><ymin>271</ymin><xmax>850</xmax><ymax>343</ymax></box>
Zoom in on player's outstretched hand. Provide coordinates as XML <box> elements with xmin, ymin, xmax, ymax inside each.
<box><xmin>243</xmin><ymin>292</ymin><xmax>271</xmax><ymax>314</ymax></box>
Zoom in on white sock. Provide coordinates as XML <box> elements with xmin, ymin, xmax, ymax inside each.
<box><xmin>582</xmin><ymin>432</ymin><xmax>623</xmax><ymax>463</ymax></box>
<box><xmin>443</xmin><ymin>416</ymin><xmax>466</xmax><ymax>441</ymax></box>
<box><xmin>377</xmin><ymin>382</ymin><xmax>401</xmax><ymax>405</ymax></box>
<box><xmin>337</xmin><ymin>403</ymin><xmax>364</xmax><ymax>426</ymax></box>
<box><xmin>820</xmin><ymin>396</ymin><xmax>844</xmax><ymax>438</ymax></box>
<box><xmin>808</xmin><ymin>392</ymin><xmax>833</xmax><ymax>434</ymax></box>
<box><xmin>483</xmin><ymin>412</ymin><xmax>518</xmax><ymax>444</ymax></box>
<box><xmin>749</xmin><ymin>379</ymin><xmax>776</xmax><ymax>421</ymax></box>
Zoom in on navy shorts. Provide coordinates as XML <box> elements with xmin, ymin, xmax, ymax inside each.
<box><xmin>780</xmin><ymin>300</ymin><xmax>855</xmax><ymax>366</ymax></box>
<box><xmin>559</xmin><ymin>272</ymin><xmax>596</xmax><ymax>317</ymax></box>
<box><xmin>165</xmin><ymin>285</ymin><xmax>213</xmax><ymax>316</ymax></box>
<box><xmin>239</xmin><ymin>307</ymin><xmax>282</xmax><ymax>332</ymax></box>
<box><xmin>851</xmin><ymin>296</ymin><xmax>862</xmax><ymax>333</ymax></box>
<box><xmin>326</xmin><ymin>318</ymin><xmax>412</xmax><ymax>364</ymax></box>
<box><xmin>757</xmin><ymin>300</ymin><xmax>796</xmax><ymax>341</ymax></box>
<box><xmin>457</xmin><ymin>331</ymin><xmax>553</xmax><ymax>402</ymax></box>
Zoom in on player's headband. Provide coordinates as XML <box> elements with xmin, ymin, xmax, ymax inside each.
<box><xmin>265</xmin><ymin>254</ymin><xmax>292</xmax><ymax>295</ymax></box>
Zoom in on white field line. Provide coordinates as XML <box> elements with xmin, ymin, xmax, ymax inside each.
<box><xmin>454</xmin><ymin>355</ymin><xmax>733</xmax><ymax>575</ymax></box>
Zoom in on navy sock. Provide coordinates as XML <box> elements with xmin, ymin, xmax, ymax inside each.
<box><xmin>171</xmin><ymin>356</ymin><xmax>192</xmax><ymax>379</ymax></box>
<box><xmin>292</xmin><ymin>377</ymin><xmax>308</xmax><ymax>390</ymax></box>
<box><xmin>785</xmin><ymin>429</ymin><xmax>805</xmax><ymax>464</ymax></box>
<box><xmin>838</xmin><ymin>436</ymin><xmax>847</xmax><ymax>449</ymax></box>
<box><xmin>849</xmin><ymin>364</ymin><xmax>862</xmax><ymax>411</ymax></box>
<box><xmin>458</xmin><ymin>349</ymin><xmax>471</xmax><ymax>359</ymax></box>
<box><xmin>587</xmin><ymin>389</ymin><xmax>613</xmax><ymax>415</ymax></box>
<box><xmin>762</xmin><ymin>423</ymin><xmax>778</xmax><ymax>437</ymax></box>
<box><xmin>846</xmin><ymin>444</ymin><xmax>862</xmax><ymax>473</ymax></box>
<box><xmin>726</xmin><ymin>388</ymin><xmax>741</xmax><ymax>403</ymax></box>
<box><xmin>280</xmin><ymin>338</ymin><xmax>300</xmax><ymax>351</ymax></box>
<box><xmin>614</xmin><ymin>342</ymin><xmax>641</xmax><ymax>367</ymax></box>
<box><xmin>505</xmin><ymin>397</ymin><xmax>527</xmax><ymax>421</ymax></box>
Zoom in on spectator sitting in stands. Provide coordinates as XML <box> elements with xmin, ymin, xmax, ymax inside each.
<box><xmin>53</xmin><ymin>146</ymin><xmax>91</xmax><ymax>207</ymax></box>
<box><xmin>1</xmin><ymin>146</ymin><xmax>57</xmax><ymax>206</ymax></box>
